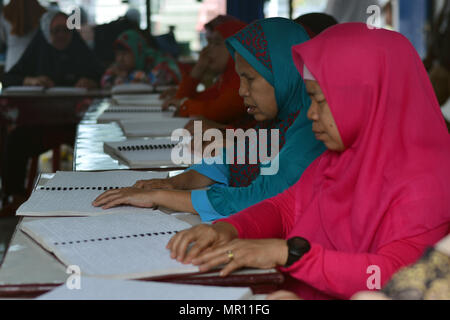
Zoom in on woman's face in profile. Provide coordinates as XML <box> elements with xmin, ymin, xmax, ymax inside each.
<box><xmin>235</xmin><ymin>52</ymin><xmax>278</xmax><ymax>122</ymax></box>
<box><xmin>50</xmin><ymin>14</ymin><xmax>72</xmax><ymax>51</ymax></box>
<box><xmin>207</xmin><ymin>31</ymin><xmax>230</xmax><ymax>74</ymax></box>
<box><xmin>305</xmin><ymin>80</ymin><xmax>345</xmax><ymax>152</ymax></box>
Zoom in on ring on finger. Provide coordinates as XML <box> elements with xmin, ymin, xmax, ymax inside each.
<box><xmin>226</xmin><ymin>250</ymin><xmax>234</xmax><ymax>262</ymax></box>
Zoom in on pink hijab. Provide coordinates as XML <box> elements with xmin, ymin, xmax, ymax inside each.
<box><xmin>290</xmin><ymin>23</ymin><xmax>450</xmax><ymax>253</ymax></box>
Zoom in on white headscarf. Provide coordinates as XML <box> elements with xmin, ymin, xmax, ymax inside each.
<box><xmin>40</xmin><ymin>10</ymin><xmax>61</xmax><ymax>44</ymax></box>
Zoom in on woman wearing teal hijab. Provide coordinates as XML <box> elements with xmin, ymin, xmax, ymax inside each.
<box><xmin>93</xmin><ymin>18</ymin><xmax>326</xmax><ymax>221</ymax></box>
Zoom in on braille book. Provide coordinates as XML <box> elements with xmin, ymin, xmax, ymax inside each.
<box><xmin>20</xmin><ymin>212</ymin><xmax>199</xmax><ymax>279</ymax></box>
<box><xmin>37</xmin><ymin>277</ymin><xmax>253</xmax><ymax>300</ymax></box>
<box><xmin>16</xmin><ymin>171</ymin><xmax>168</xmax><ymax>217</ymax></box>
<box><xmin>103</xmin><ymin>138</ymin><xmax>191</xmax><ymax>168</ymax></box>
<box><xmin>97</xmin><ymin>106</ymin><xmax>174</xmax><ymax>123</ymax></box>
<box><xmin>118</xmin><ymin>118</ymin><xmax>191</xmax><ymax>138</ymax></box>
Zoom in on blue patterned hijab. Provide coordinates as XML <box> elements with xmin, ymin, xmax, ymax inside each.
<box><xmin>225</xmin><ymin>17</ymin><xmax>316</xmax><ymax>187</ymax></box>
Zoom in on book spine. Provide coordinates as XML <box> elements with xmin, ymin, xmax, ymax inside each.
<box><xmin>117</xmin><ymin>144</ymin><xmax>176</xmax><ymax>151</ymax></box>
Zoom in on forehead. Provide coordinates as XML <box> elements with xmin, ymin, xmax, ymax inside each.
<box><xmin>234</xmin><ymin>52</ymin><xmax>258</xmax><ymax>75</ymax></box>
<box><xmin>305</xmin><ymin>80</ymin><xmax>322</xmax><ymax>94</ymax></box>
<box><xmin>210</xmin><ymin>30</ymin><xmax>224</xmax><ymax>42</ymax></box>
<box><xmin>51</xmin><ymin>14</ymin><xmax>67</xmax><ymax>27</ymax></box>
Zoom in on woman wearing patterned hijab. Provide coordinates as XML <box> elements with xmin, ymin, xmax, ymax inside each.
<box><xmin>93</xmin><ymin>18</ymin><xmax>325</xmax><ymax>221</ymax></box>
<box><xmin>101</xmin><ymin>29</ymin><xmax>181</xmax><ymax>88</ymax></box>
<box><xmin>167</xmin><ymin>23</ymin><xmax>450</xmax><ymax>300</ymax></box>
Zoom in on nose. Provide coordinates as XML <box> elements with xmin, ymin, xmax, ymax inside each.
<box><xmin>239</xmin><ymin>79</ymin><xmax>249</xmax><ymax>98</ymax></box>
<box><xmin>307</xmin><ymin>100</ymin><xmax>319</xmax><ymax>121</ymax></box>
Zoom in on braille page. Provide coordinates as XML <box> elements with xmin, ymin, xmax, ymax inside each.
<box><xmin>119</xmin><ymin>118</ymin><xmax>191</xmax><ymax>137</ymax></box>
<box><xmin>37</xmin><ymin>277</ymin><xmax>252</xmax><ymax>300</ymax></box>
<box><xmin>112</xmin><ymin>95</ymin><xmax>162</xmax><ymax>106</ymax></box>
<box><xmin>45</xmin><ymin>170</ymin><xmax>168</xmax><ymax>187</ymax></box>
<box><xmin>21</xmin><ymin>212</ymin><xmax>199</xmax><ymax>279</ymax></box>
<box><xmin>16</xmin><ymin>171</ymin><xmax>169</xmax><ymax>217</ymax></box>
<box><xmin>45</xmin><ymin>87</ymin><xmax>87</xmax><ymax>95</ymax></box>
<box><xmin>104</xmin><ymin>138</ymin><xmax>191</xmax><ymax>167</ymax></box>
<box><xmin>97</xmin><ymin>107</ymin><xmax>174</xmax><ymax>122</ymax></box>
<box><xmin>2</xmin><ymin>86</ymin><xmax>45</xmax><ymax>94</ymax></box>
<box><xmin>111</xmin><ymin>83</ymin><xmax>154</xmax><ymax>94</ymax></box>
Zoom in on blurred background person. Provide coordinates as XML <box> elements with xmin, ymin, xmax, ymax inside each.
<box><xmin>163</xmin><ymin>15</ymin><xmax>247</xmax><ymax>125</ymax></box>
<box><xmin>0</xmin><ymin>10</ymin><xmax>104</xmax><ymax>216</ymax></box>
<box><xmin>2</xmin><ymin>10</ymin><xmax>103</xmax><ymax>88</ymax></box>
<box><xmin>101</xmin><ymin>29</ymin><xmax>181</xmax><ymax>88</ymax></box>
<box><xmin>0</xmin><ymin>0</ymin><xmax>47</xmax><ymax>73</ymax></box>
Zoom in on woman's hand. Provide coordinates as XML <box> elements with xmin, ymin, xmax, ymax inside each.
<box><xmin>133</xmin><ymin>178</ymin><xmax>174</xmax><ymax>190</ymax></box>
<box><xmin>92</xmin><ymin>187</ymin><xmax>159</xmax><ymax>209</ymax></box>
<box><xmin>167</xmin><ymin>222</ymin><xmax>238</xmax><ymax>264</ymax></box>
<box><xmin>191</xmin><ymin>239</ymin><xmax>289</xmax><ymax>277</ymax></box>
<box><xmin>23</xmin><ymin>76</ymin><xmax>54</xmax><ymax>88</ymax></box>
<box><xmin>162</xmin><ymin>97</ymin><xmax>182</xmax><ymax>111</ymax></box>
<box><xmin>75</xmin><ymin>77</ymin><xmax>98</xmax><ymax>89</ymax></box>
<box><xmin>159</xmin><ymin>87</ymin><xmax>177</xmax><ymax>100</ymax></box>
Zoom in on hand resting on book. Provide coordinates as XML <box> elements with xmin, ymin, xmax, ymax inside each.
<box><xmin>167</xmin><ymin>222</ymin><xmax>289</xmax><ymax>277</ymax></box>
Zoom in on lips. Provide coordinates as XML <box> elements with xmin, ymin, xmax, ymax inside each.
<box><xmin>246</xmin><ymin>105</ymin><xmax>258</xmax><ymax>114</ymax></box>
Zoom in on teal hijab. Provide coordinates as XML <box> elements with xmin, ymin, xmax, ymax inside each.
<box><xmin>206</xmin><ymin>17</ymin><xmax>326</xmax><ymax>216</ymax></box>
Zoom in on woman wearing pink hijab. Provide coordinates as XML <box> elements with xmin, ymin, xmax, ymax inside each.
<box><xmin>166</xmin><ymin>23</ymin><xmax>450</xmax><ymax>300</ymax></box>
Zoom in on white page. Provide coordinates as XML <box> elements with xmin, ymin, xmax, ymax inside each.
<box><xmin>46</xmin><ymin>87</ymin><xmax>87</xmax><ymax>95</ymax></box>
<box><xmin>104</xmin><ymin>138</ymin><xmax>191</xmax><ymax>167</ymax></box>
<box><xmin>2</xmin><ymin>86</ymin><xmax>45</xmax><ymax>94</ymax></box>
<box><xmin>119</xmin><ymin>118</ymin><xmax>191</xmax><ymax>137</ymax></box>
<box><xmin>21</xmin><ymin>212</ymin><xmax>198</xmax><ymax>278</ymax></box>
<box><xmin>45</xmin><ymin>170</ymin><xmax>168</xmax><ymax>187</ymax></box>
<box><xmin>98</xmin><ymin>107</ymin><xmax>174</xmax><ymax>122</ymax></box>
<box><xmin>37</xmin><ymin>277</ymin><xmax>252</xmax><ymax>300</ymax></box>
<box><xmin>112</xmin><ymin>95</ymin><xmax>162</xmax><ymax>106</ymax></box>
<box><xmin>16</xmin><ymin>188</ymin><xmax>166</xmax><ymax>217</ymax></box>
<box><xmin>111</xmin><ymin>83</ymin><xmax>154</xmax><ymax>94</ymax></box>
<box><xmin>16</xmin><ymin>171</ymin><xmax>169</xmax><ymax>217</ymax></box>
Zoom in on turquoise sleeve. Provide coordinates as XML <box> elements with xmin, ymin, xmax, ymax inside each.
<box><xmin>191</xmin><ymin>188</ymin><xmax>228</xmax><ymax>222</ymax></box>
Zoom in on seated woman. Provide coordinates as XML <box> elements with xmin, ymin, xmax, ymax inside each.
<box><xmin>162</xmin><ymin>16</ymin><xmax>248</xmax><ymax>124</ymax></box>
<box><xmin>2</xmin><ymin>10</ymin><xmax>103</xmax><ymax>88</ymax></box>
<box><xmin>93</xmin><ymin>18</ymin><xmax>326</xmax><ymax>221</ymax></box>
<box><xmin>166</xmin><ymin>23</ymin><xmax>450</xmax><ymax>300</ymax></box>
<box><xmin>1</xmin><ymin>10</ymin><xmax>103</xmax><ymax>215</ymax></box>
<box><xmin>183</xmin><ymin>12</ymin><xmax>339</xmax><ymax>137</ymax></box>
<box><xmin>101</xmin><ymin>29</ymin><xmax>181</xmax><ymax>89</ymax></box>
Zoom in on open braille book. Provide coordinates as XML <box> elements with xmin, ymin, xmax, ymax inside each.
<box><xmin>16</xmin><ymin>170</ymin><xmax>168</xmax><ymax>217</ymax></box>
<box><xmin>103</xmin><ymin>137</ymin><xmax>192</xmax><ymax>168</ymax></box>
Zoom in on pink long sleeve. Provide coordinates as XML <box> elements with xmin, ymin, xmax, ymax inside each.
<box><xmin>218</xmin><ymin>183</ymin><xmax>298</xmax><ymax>240</ymax></box>
<box><xmin>280</xmin><ymin>224</ymin><xmax>449</xmax><ymax>300</ymax></box>
<box><xmin>218</xmin><ymin>180</ymin><xmax>450</xmax><ymax>300</ymax></box>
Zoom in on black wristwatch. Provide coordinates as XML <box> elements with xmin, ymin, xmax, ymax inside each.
<box><xmin>284</xmin><ymin>237</ymin><xmax>311</xmax><ymax>268</ymax></box>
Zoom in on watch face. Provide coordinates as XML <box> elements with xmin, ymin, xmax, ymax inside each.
<box><xmin>287</xmin><ymin>237</ymin><xmax>311</xmax><ymax>260</ymax></box>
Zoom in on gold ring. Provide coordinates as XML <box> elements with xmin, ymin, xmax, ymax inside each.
<box><xmin>227</xmin><ymin>250</ymin><xmax>234</xmax><ymax>262</ymax></box>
